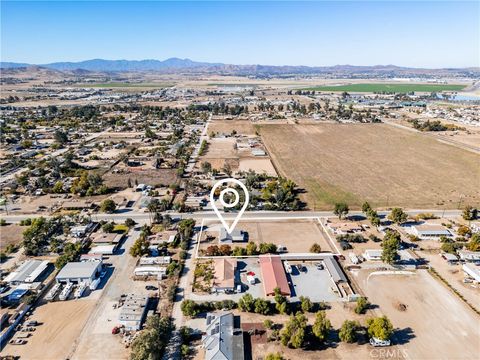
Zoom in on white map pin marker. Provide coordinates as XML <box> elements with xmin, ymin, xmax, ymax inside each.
<box><xmin>210</xmin><ymin>178</ymin><xmax>249</xmax><ymax>234</ymax></box>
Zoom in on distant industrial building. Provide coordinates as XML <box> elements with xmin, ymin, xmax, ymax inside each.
<box><xmin>55</xmin><ymin>261</ymin><xmax>102</xmax><ymax>286</ymax></box>
<box><xmin>202</xmin><ymin>312</ymin><xmax>244</xmax><ymax>360</ymax></box>
<box><xmin>119</xmin><ymin>294</ymin><xmax>149</xmax><ymax>331</ymax></box>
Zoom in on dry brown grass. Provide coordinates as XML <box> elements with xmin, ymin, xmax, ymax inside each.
<box><xmin>259</xmin><ymin>123</ymin><xmax>480</xmax><ymax>209</ymax></box>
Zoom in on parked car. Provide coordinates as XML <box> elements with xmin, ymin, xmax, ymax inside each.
<box><xmin>145</xmin><ymin>285</ymin><xmax>158</xmax><ymax>291</ymax></box>
<box><xmin>369</xmin><ymin>337</ymin><xmax>391</xmax><ymax>347</ymax></box>
<box><xmin>9</xmin><ymin>339</ymin><xmax>27</xmax><ymax>345</ymax></box>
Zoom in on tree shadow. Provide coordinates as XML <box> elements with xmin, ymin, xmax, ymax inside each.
<box><xmin>393</xmin><ymin>327</ymin><xmax>415</xmax><ymax>345</ymax></box>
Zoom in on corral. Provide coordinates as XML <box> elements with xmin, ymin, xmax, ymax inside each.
<box><xmin>259</xmin><ymin>123</ymin><xmax>480</xmax><ymax>209</ymax></box>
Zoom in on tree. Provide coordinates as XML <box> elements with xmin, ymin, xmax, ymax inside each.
<box><xmin>125</xmin><ymin>218</ymin><xmax>136</xmax><ymax>228</ymax></box>
<box><xmin>254</xmin><ymin>298</ymin><xmax>271</xmax><ymax>315</ymax></box>
<box><xmin>263</xmin><ymin>319</ymin><xmax>274</xmax><ymax>329</ymax></box>
<box><xmin>362</xmin><ymin>201</ymin><xmax>372</xmax><ymax>214</ymax></box>
<box><xmin>280</xmin><ymin>313</ymin><xmax>307</xmax><ymax>349</ymax></box>
<box><xmin>333</xmin><ymin>202</ymin><xmax>349</xmax><ymax>219</ymax></box>
<box><xmin>312</xmin><ymin>311</ymin><xmax>331</xmax><ymax>342</ymax></box>
<box><xmin>265</xmin><ymin>353</ymin><xmax>285</xmax><ymax>360</ymax></box>
<box><xmin>100</xmin><ymin>199</ymin><xmax>116</xmax><ymax>213</ymax></box>
<box><xmin>339</xmin><ymin>320</ymin><xmax>360</xmax><ymax>343</ymax></box>
<box><xmin>130</xmin><ymin>315</ymin><xmax>172</xmax><ymax>360</ymax></box>
<box><xmin>466</xmin><ymin>233</ymin><xmax>480</xmax><ymax>251</ymax></box>
<box><xmin>462</xmin><ymin>206</ymin><xmax>478</xmax><ymax>221</ymax></box>
<box><xmin>381</xmin><ymin>230</ymin><xmax>400</xmax><ymax>264</ymax></box>
<box><xmin>201</xmin><ymin>161</ymin><xmax>212</xmax><ymax>174</ymax></box>
<box><xmin>366</xmin><ymin>316</ymin><xmax>394</xmax><ymax>341</ymax></box>
<box><xmin>388</xmin><ymin>207</ymin><xmax>408</xmax><ymax>224</ymax></box>
<box><xmin>310</xmin><ymin>243</ymin><xmax>322</xmax><ymax>253</ymax></box>
<box><xmin>54</xmin><ymin>129</ymin><xmax>68</xmax><ymax>144</ymax></box>
<box><xmin>102</xmin><ymin>222</ymin><xmax>115</xmax><ymax>233</ymax></box>
<box><xmin>259</xmin><ymin>243</ymin><xmax>277</xmax><ymax>254</ymax></box>
<box><xmin>300</xmin><ymin>296</ymin><xmax>313</xmax><ymax>313</ymax></box>
<box><xmin>238</xmin><ymin>294</ymin><xmax>255</xmax><ymax>312</ymax></box>
<box><xmin>246</xmin><ymin>242</ymin><xmax>258</xmax><ymax>256</ymax></box>
<box><xmin>130</xmin><ymin>236</ymin><xmax>149</xmax><ymax>257</ymax></box>
<box><xmin>181</xmin><ymin>300</ymin><xmax>200</xmax><ymax>317</ymax></box>
<box><xmin>354</xmin><ymin>297</ymin><xmax>370</xmax><ymax>314</ymax></box>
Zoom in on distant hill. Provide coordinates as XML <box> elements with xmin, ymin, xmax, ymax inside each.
<box><xmin>1</xmin><ymin>58</ymin><xmax>479</xmax><ymax>77</ymax></box>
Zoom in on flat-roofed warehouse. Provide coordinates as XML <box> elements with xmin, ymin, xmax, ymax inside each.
<box><xmin>4</xmin><ymin>259</ymin><xmax>50</xmax><ymax>285</ymax></box>
<box><xmin>259</xmin><ymin>255</ymin><xmax>290</xmax><ymax>296</ymax></box>
<box><xmin>119</xmin><ymin>294</ymin><xmax>149</xmax><ymax>330</ymax></box>
<box><xmin>55</xmin><ymin>261</ymin><xmax>102</xmax><ymax>286</ymax></box>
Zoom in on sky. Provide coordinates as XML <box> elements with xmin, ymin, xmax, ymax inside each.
<box><xmin>1</xmin><ymin>1</ymin><xmax>479</xmax><ymax>68</ymax></box>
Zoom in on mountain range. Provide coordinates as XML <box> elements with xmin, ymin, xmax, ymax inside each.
<box><xmin>1</xmin><ymin>58</ymin><xmax>478</xmax><ymax>77</ymax></box>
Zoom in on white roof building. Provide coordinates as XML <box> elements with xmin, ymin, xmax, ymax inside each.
<box><xmin>458</xmin><ymin>250</ymin><xmax>480</xmax><ymax>262</ymax></box>
<box><xmin>134</xmin><ymin>266</ymin><xmax>167</xmax><ymax>279</ymax></box>
<box><xmin>56</xmin><ymin>261</ymin><xmax>102</xmax><ymax>286</ymax></box>
<box><xmin>412</xmin><ymin>225</ymin><xmax>452</xmax><ymax>239</ymax></box>
<box><xmin>363</xmin><ymin>249</ymin><xmax>383</xmax><ymax>261</ymax></box>
<box><xmin>89</xmin><ymin>244</ymin><xmax>117</xmax><ymax>255</ymax></box>
<box><xmin>463</xmin><ymin>263</ymin><xmax>480</xmax><ymax>282</ymax></box>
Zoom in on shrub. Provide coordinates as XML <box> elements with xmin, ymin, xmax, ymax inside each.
<box><xmin>310</xmin><ymin>243</ymin><xmax>322</xmax><ymax>253</ymax></box>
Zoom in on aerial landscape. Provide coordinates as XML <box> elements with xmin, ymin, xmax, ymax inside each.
<box><xmin>0</xmin><ymin>1</ymin><xmax>479</xmax><ymax>360</ymax></box>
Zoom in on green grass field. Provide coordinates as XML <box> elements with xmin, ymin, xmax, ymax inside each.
<box><xmin>303</xmin><ymin>83</ymin><xmax>466</xmax><ymax>93</ymax></box>
<box><xmin>76</xmin><ymin>82</ymin><xmax>173</xmax><ymax>88</ymax></box>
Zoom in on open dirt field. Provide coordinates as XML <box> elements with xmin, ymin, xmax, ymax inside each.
<box><xmin>2</xmin><ymin>299</ymin><xmax>97</xmax><ymax>360</ymax></box>
<box><xmin>199</xmin><ymin>218</ymin><xmax>334</xmax><ymax>254</ymax></box>
<box><xmin>208</xmin><ymin>119</ymin><xmax>257</xmax><ymax>135</ymax></box>
<box><xmin>259</xmin><ymin>123</ymin><xmax>480</xmax><ymax>209</ymax></box>
<box><xmin>103</xmin><ymin>168</ymin><xmax>178</xmax><ymax>188</ymax></box>
<box><xmin>238</xmin><ymin>158</ymin><xmax>277</xmax><ymax>176</ymax></box>
<box><xmin>351</xmin><ymin>269</ymin><xmax>480</xmax><ymax>360</ymax></box>
<box><xmin>0</xmin><ymin>224</ymin><xmax>24</xmax><ymax>251</ymax></box>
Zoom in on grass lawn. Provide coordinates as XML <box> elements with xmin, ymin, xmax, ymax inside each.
<box><xmin>303</xmin><ymin>83</ymin><xmax>466</xmax><ymax>93</ymax></box>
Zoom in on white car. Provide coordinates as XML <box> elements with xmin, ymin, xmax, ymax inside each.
<box><xmin>369</xmin><ymin>337</ymin><xmax>391</xmax><ymax>347</ymax></box>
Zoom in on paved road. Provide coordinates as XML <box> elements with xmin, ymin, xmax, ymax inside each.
<box><xmin>69</xmin><ymin>228</ymin><xmax>141</xmax><ymax>360</ymax></box>
<box><xmin>0</xmin><ymin>209</ymin><xmax>463</xmax><ymax>224</ymax></box>
<box><xmin>184</xmin><ymin>114</ymin><xmax>211</xmax><ymax>174</ymax></box>
<box><xmin>161</xmin><ymin>228</ymin><xmax>199</xmax><ymax>360</ymax></box>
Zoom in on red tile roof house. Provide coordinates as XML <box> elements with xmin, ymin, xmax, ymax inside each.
<box><xmin>259</xmin><ymin>255</ymin><xmax>290</xmax><ymax>296</ymax></box>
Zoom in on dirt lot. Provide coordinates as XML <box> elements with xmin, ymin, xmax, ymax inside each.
<box><xmin>259</xmin><ymin>123</ymin><xmax>480</xmax><ymax>209</ymax></box>
<box><xmin>351</xmin><ymin>269</ymin><xmax>480</xmax><ymax>360</ymax></box>
<box><xmin>416</xmin><ymin>250</ymin><xmax>480</xmax><ymax>312</ymax></box>
<box><xmin>103</xmin><ymin>168</ymin><xmax>178</xmax><ymax>188</ymax></box>
<box><xmin>209</xmin><ymin>119</ymin><xmax>257</xmax><ymax>135</ymax></box>
<box><xmin>199</xmin><ymin>218</ymin><xmax>334</xmax><ymax>254</ymax></box>
<box><xmin>238</xmin><ymin>158</ymin><xmax>277</xmax><ymax>176</ymax></box>
<box><xmin>0</xmin><ymin>224</ymin><xmax>24</xmax><ymax>251</ymax></box>
<box><xmin>2</xmin><ymin>299</ymin><xmax>97</xmax><ymax>360</ymax></box>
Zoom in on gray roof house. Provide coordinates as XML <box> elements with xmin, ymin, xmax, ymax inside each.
<box><xmin>219</xmin><ymin>228</ymin><xmax>246</xmax><ymax>243</ymax></box>
<box><xmin>202</xmin><ymin>312</ymin><xmax>244</xmax><ymax>360</ymax></box>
